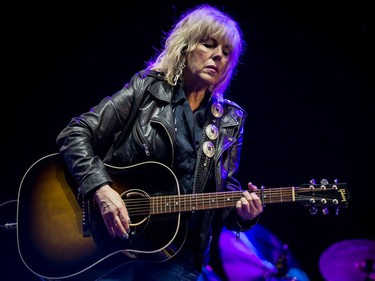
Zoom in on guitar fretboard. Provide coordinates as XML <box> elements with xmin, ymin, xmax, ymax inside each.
<box><xmin>125</xmin><ymin>188</ymin><xmax>296</xmax><ymax>215</ymax></box>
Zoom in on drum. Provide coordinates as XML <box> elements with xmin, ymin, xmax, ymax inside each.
<box><xmin>219</xmin><ymin>224</ymin><xmax>310</xmax><ymax>281</ymax></box>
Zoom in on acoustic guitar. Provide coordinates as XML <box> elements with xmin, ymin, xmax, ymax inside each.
<box><xmin>16</xmin><ymin>153</ymin><xmax>349</xmax><ymax>280</ymax></box>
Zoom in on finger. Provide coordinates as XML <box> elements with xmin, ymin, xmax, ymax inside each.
<box><xmin>101</xmin><ymin>203</ymin><xmax>121</xmax><ymax>237</ymax></box>
<box><xmin>240</xmin><ymin>196</ymin><xmax>249</xmax><ymax>208</ymax></box>
<box><xmin>113</xmin><ymin>215</ymin><xmax>129</xmax><ymax>239</ymax></box>
<box><xmin>236</xmin><ymin>198</ymin><xmax>253</xmax><ymax>220</ymax></box>
<box><xmin>247</xmin><ymin>182</ymin><xmax>258</xmax><ymax>191</ymax></box>
<box><xmin>238</xmin><ymin>193</ymin><xmax>262</xmax><ymax>219</ymax></box>
<box><xmin>118</xmin><ymin>213</ymin><xmax>131</xmax><ymax>232</ymax></box>
<box><xmin>237</xmin><ymin>197</ymin><xmax>250</xmax><ymax>215</ymax></box>
<box><xmin>104</xmin><ymin>216</ymin><xmax>116</xmax><ymax>238</ymax></box>
<box><xmin>250</xmin><ymin>192</ymin><xmax>263</xmax><ymax>209</ymax></box>
<box><xmin>236</xmin><ymin>200</ymin><xmax>244</xmax><ymax>215</ymax></box>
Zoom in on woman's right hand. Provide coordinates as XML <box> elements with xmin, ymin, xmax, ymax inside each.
<box><xmin>93</xmin><ymin>185</ymin><xmax>131</xmax><ymax>239</ymax></box>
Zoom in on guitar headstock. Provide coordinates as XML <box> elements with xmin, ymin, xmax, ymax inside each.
<box><xmin>297</xmin><ymin>179</ymin><xmax>350</xmax><ymax>215</ymax></box>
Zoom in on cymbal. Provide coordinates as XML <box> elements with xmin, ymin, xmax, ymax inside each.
<box><xmin>319</xmin><ymin>239</ymin><xmax>375</xmax><ymax>281</ymax></box>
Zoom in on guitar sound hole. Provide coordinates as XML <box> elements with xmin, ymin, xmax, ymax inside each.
<box><xmin>123</xmin><ymin>189</ymin><xmax>150</xmax><ymax>235</ymax></box>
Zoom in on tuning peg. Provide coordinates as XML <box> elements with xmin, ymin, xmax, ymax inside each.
<box><xmin>334</xmin><ymin>179</ymin><xmax>339</xmax><ymax>184</ymax></box>
<box><xmin>309</xmin><ymin>206</ymin><xmax>317</xmax><ymax>215</ymax></box>
<box><xmin>322</xmin><ymin>207</ymin><xmax>329</xmax><ymax>215</ymax></box>
<box><xmin>310</xmin><ymin>179</ymin><xmax>316</xmax><ymax>185</ymax></box>
<box><xmin>320</xmin><ymin>179</ymin><xmax>329</xmax><ymax>185</ymax></box>
<box><xmin>335</xmin><ymin>207</ymin><xmax>340</xmax><ymax>216</ymax></box>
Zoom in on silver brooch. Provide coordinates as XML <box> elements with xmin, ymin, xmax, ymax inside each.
<box><xmin>205</xmin><ymin>124</ymin><xmax>219</xmax><ymax>140</ymax></box>
<box><xmin>211</xmin><ymin>102</ymin><xmax>223</xmax><ymax>118</ymax></box>
<box><xmin>203</xmin><ymin>141</ymin><xmax>215</xmax><ymax>158</ymax></box>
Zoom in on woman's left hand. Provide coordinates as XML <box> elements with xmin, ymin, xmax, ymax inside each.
<box><xmin>236</xmin><ymin>182</ymin><xmax>263</xmax><ymax>220</ymax></box>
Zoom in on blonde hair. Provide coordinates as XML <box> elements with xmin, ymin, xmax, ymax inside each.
<box><xmin>146</xmin><ymin>4</ymin><xmax>245</xmax><ymax>97</ymax></box>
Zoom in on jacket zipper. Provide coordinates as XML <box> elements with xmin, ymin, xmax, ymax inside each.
<box><xmin>133</xmin><ymin>125</ymin><xmax>151</xmax><ymax>157</ymax></box>
<box><xmin>142</xmin><ymin>143</ymin><xmax>150</xmax><ymax>156</ymax></box>
<box><xmin>151</xmin><ymin>119</ymin><xmax>175</xmax><ymax>167</ymax></box>
<box><xmin>133</xmin><ymin>119</ymin><xmax>174</xmax><ymax>166</ymax></box>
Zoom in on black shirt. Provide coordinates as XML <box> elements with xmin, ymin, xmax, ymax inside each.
<box><xmin>172</xmin><ymin>85</ymin><xmax>207</xmax><ymax>195</ymax></box>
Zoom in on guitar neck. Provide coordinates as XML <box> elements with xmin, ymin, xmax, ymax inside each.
<box><xmin>147</xmin><ymin>187</ymin><xmax>295</xmax><ymax>215</ymax></box>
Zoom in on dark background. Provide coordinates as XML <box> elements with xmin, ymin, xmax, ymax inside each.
<box><xmin>1</xmin><ymin>1</ymin><xmax>373</xmax><ymax>280</ymax></box>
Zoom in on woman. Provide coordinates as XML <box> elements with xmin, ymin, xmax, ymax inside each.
<box><xmin>56</xmin><ymin>4</ymin><xmax>263</xmax><ymax>280</ymax></box>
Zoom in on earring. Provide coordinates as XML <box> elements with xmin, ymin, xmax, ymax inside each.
<box><xmin>173</xmin><ymin>57</ymin><xmax>186</xmax><ymax>85</ymax></box>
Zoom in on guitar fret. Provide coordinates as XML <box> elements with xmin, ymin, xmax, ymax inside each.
<box><xmin>292</xmin><ymin>187</ymin><xmax>295</xmax><ymax>201</ymax></box>
<box><xmin>180</xmin><ymin>195</ymin><xmax>183</xmax><ymax>211</ymax></box>
<box><xmin>265</xmin><ymin>190</ymin><xmax>270</xmax><ymax>204</ymax></box>
<box><xmin>226</xmin><ymin>195</ymin><xmax>231</xmax><ymax>207</ymax></box>
<box><xmin>175</xmin><ymin>197</ymin><xmax>180</xmax><ymax>212</ymax></box>
<box><xmin>166</xmin><ymin>196</ymin><xmax>170</xmax><ymax>213</ymax></box>
<box><xmin>184</xmin><ymin>195</ymin><xmax>188</xmax><ymax>212</ymax></box>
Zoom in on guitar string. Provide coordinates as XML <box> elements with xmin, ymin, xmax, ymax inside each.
<box><xmin>123</xmin><ymin>187</ymin><xmax>339</xmax><ymax>205</ymax></box>
<box><xmin>121</xmin><ymin>187</ymin><xmax>343</xmax><ymax>216</ymax></box>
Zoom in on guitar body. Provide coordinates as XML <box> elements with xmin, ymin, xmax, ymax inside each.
<box><xmin>17</xmin><ymin>153</ymin><xmax>186</xmax><ymax>280</ymax></box>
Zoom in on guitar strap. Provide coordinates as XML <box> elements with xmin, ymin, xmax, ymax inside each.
<box><xmin>193</xmin><ymin>95</ymin><xmax>224</xmax><ymax>194</ymax></box>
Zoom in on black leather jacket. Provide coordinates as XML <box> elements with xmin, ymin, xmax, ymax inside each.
<box><xmin>56</xmin><ymin>69</ymin><xmax>255</xmax><ymax>268</ymax></box>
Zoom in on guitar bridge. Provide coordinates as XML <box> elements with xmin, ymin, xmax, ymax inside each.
<box><xmin>81</xmin><ymin>197</ymin><xmax>92</xmax><ymax>237</ymax></box>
